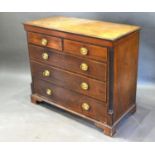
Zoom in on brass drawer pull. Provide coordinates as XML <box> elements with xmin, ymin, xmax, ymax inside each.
<box><xmin>81</xmin><ymin>82</ymin><xmax>89</xmax><ymax>90</ymax></box>
<box><xmin>80</xmin><ymin>47</ymin><xmax>88</xmax><ymax>56</ymax></box>
<box><xmin>43</xmin><ymin>70</ymin><xmax>50</xmax><ymax>77</ymax></box>
<box><xmin>42</xmin><ymin>52</ymin><xmax>49</xmax><ymax>60</ymax></box>
<box><xmin>41</xmin><ymin>38</ymin><xmax>48</xmax><ymax>46</ymax></box>
<box><xmin>81</xmin><ymin>103</ymin><xmax>90</xmax><ymax>111</ymax></box>
<box><xmin>80</xmin><ymin>63</ymin><xmax>89</xmax><ymax>71</ymax></box>
<box><xmin>46</xmin><ymin>88</ymin><xmax>52</xmax><ymax>95</ymax></box>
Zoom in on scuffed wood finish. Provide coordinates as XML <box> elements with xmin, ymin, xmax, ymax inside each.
<box><xmin>31</xmin><ymin>93</ymin><xmax>110</xmax><ymax>133</ymax></box>
<box><xmin>95</xmin><ymin>122</ymin><xmax>116</xmax><ymax>137</ymax></box>
<box><xmin>33</xmin><ymin>79</ymin><xmax>107</xmax><ymax>123</ymax></box>
<box><xmin>25</xmin><ymin>16</ymin><xmax>140</xmax><ymax>41</ymax></box>
<box><xmin>31</xmin><ymin>93</ymin><xmax>43</xmax><ymax>104</ymax></box>
<box><xmin>29</xmin><ymin>45</ymin><xmax>107</xmax><ymax>81</ymax></box>
<box><xmin>113</xmin><ymin>31</ymin><xmax>140</xmax><ymax>121</ymax></box>
<box><xmin>24</xmin><ymin>16</ymin><xmax>140</xmax><ymax>136</ymax></box>
<box><xmin>64</xmin><ymin>39</ymin><xmax>108</xmax><ymax>62</ymax></box>
<box><xmin>28</xmin><ymin>32</ymin><xmax>62</xmax><ymax>51</ymax></box>
<box><xmin>31</xmin><ymin>61</ymin><xmax>107</xmax><ymax>102</ymax></box>
<box><xmin>24</xmin><ymin>24</ymin><xmax>113</xmax><ymax>47</ymax></box>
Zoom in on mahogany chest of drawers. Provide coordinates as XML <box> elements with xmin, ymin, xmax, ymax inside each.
<box><xmin>24</xmin><ymin>16</ymin><xmax>140</xmax><ymax>136</ymax></box>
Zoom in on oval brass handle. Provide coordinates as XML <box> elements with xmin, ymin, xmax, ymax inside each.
<box><xmin>81</xmin><ymin>103</ymin><xmax>90</xmax><ymax>111</ymax></box>
<box><xmin>80</xmin><ymin>63</ymin><xmax>89</xmax><ymax>71</ymax></box>
<box><xmin>42</xmin><ymin>52</ymin><xmax>49</xmax><ymax>60</ymax></box>
<box><xmin>43</xmin><ymin>70</ymin><xmax>50</xmax><ymax>77</ymax></box>
<box><xmin>46</xmin><ymin>88</ymin><xmax>52</xmax><ymax>95</ymax></box>
<box><xmin>81</xmin><ymin>82</ymin><xmax>89</xmax><ymax>90</ymax></box>
<box><xmin>41</xmin><ymin>38</ymin><xmax>48</xmax><ymax>46</ymax></box>
<box><xmin>80</xmin><ymin>47</ymin><xmax>88</xmax><ymax>56</ymax></box>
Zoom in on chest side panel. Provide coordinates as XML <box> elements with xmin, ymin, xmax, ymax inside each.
<box><xmin>113</xmin><ymin>31</ymin><xmax>140</xmax><ymax>122</ymax></box>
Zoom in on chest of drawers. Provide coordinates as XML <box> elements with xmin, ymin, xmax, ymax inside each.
<box><xmin>24</xmin><ymin>16</ymin><xmax>140</xmax><ymax>136</ymax></box>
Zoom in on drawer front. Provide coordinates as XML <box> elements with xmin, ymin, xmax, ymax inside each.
<box><xmin>64</xmin><ymin>39</ymin><xmax>108</xmax><ymax>62</ymax></box>
<box><xmin>33</xmin><ymin>79</ymin><xmax>107</xmax><ymax>123</ymax></box>
<box><xmin>27</xmin><ymin>32</ymin><xmax>62</xmax><ymax>51</ymax></box>
<box><xmin>29</xmin><ymin>45</ymin><xmax>107</xmax><ymax>81</ymax></box>
<box><xmin>31</xmin><ymin>61</ymin><xmax>107</xmax><ymax>102</ymax></box>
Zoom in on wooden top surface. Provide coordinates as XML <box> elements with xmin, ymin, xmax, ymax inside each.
<box><xmin>25</xmin><ymin>16</ymin><xmax>140</xmax><ymax>41</ymax></box>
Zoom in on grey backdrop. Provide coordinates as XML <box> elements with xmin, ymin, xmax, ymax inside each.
<box><xmin>0</xmin><ymin>12</ymin><xmax>155</xmax><ymax>84</ymax></box>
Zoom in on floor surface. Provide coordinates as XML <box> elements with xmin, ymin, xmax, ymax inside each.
<box><xmin>0</xmin><ymin>72</ymin><xmax>155</xmax><ymax>142</ymax></box>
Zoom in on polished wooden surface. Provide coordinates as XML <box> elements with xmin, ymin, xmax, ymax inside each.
<box><xmin>113</xmin><ymin>31</ymin><xmax>139</xmax><ymax>121</ymax></box>
<box><xmin>25</xmin><ymin>16</ymin><xmax>140</xmax><ymax>41</ymax></box>
<box><xmin>31</xmin><ymin>61</ymin><xmax>107</xmax><ymax>102</ymax></box>
<box><xmin>24</xmin><ymin>17</ymin><xmax>140</xmax><ymax>136</ymax></box>
<box><xmin>24</xmin><ymin>24</ymin><xmax>113</xmax><ymax>47</ymax></box>
<box><xmin>64</xmin><ymin>39</ymin><xmax>108</xmax><ymax>62</ymax></box>
<box><xmin>33</xmin><ymin>79</ymin><xmax>107</xmax><ymax>123</ymax></box>
<box><xmin>29</xmin><ymin>45</ymin><xmax>107</xmax><ymax>81</ymax></box>
<box><xmin>28</xmin><ymin>32</ymin><xmax>62</xmax><ymax>50</ymax></box>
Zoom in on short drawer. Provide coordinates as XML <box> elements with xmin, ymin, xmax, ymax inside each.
<box><xmin>29</xmin><ymin>45</ymin><xmax>107</xmax><ymax>81</ymax></box>
<box><xmin>27</xmin><ymin>32</ymin><xmax>62</xmax><ymax>51</ymax></box>
<box><xmin>64</xmin><ymin>39</ymin><xmax>108</xmax><ymax>62</ymax></box>
<box><xmin>33</xmin><ymin>79</ymin><xmax>107</xmax><ymax>123</ymax></box>
<box><xmin>31</xmin><ymin>61</ymin><xmax>107</xmax><ymax>102</ymax></box>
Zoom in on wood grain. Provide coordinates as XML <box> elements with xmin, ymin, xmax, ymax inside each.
<box><xmin>31</xmin><ymin>61</ymin><xmax>107</xmax><ymax>102</ymax></box>
<box><xmin>33</xmin><ymin>79</ymin><xmax>107</xmax><ymax>123</ymax></box>
<box><xmin>29</xmin><ymin>44</ymin><xmax>107</xmax><ymax>81</ymax></box>
<box><xmin>64</xmin><ymin>39</ymin><xmax>108</xmax><ymax>62</ymax></box>
<box><xmin>28</xmin><ymin>32</ymin><xmax>62</xmax><ymax>51</ymax></box>
<box><xmin>113</xmin><ymin>31</ymin><xmax>139</xmax><ymax>121</ymax></box>
<box><xmin>24</xmin><ymin>16</ymin><xmax>140</xmax><ymax>41</ymax></box>
<box><xmin>24</xmin><ymin>24</ymin><xmax>113</xmax><ymax>47</ymax></box>
<box><xmin>24</xmin><ymin>16</ymin><xmax>140</xmax><ymax>136</ymax></box>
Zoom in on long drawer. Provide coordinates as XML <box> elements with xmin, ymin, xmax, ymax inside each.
<box><xmin>29</xmin><ymin>44</ymin><xmax>107</xmax><ymax>81</ymax></box>
<box><xmin>31</xmin><ymin>61</ymin><xmax>107</xmax><ymax>102</ymax></box>
<box><xmin>33</xmin><ymin>79</ymin><xmax>107</xmax><ymax>123</ymax></box>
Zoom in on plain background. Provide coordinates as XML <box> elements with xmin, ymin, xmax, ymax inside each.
<box><xmin>0</xmin><ymin>12</ymin><xmax>155</xmax><ymax>85</ymax></box>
